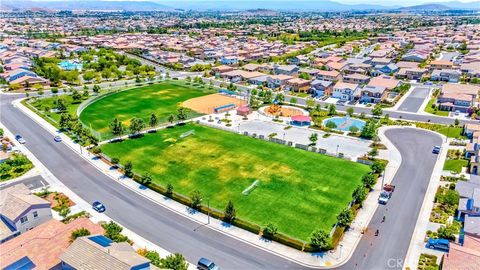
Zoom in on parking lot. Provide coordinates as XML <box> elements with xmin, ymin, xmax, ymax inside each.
<box><xmin>237</xmin><ymin>120</ymin><xmax>371</xmax><ymax>159</ymax></box>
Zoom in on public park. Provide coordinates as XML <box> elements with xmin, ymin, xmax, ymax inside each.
<box><xmin>100</xmin><ymin>123</ymin><xmax>371</xmax><ymax>242</ymax></box>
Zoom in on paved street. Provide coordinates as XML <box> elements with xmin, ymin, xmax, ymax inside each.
<box><xmin>0</xmin><ymin>92</ymin><xmax>444</xmax><ymax>269</ymax></box>
<box><xmin>338</xmin><ymin>129</ymin><xmax>442</xmax><ymax>269</ymax></box>
<box><xmin>397</xmin><ymin>87</ymin><xmax>431</xmax><ymax>113</ymax></box>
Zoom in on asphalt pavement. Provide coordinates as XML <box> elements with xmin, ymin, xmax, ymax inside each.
<box><xmin>397</xmin><ymin>87</ymin><xmax>431</xmax><ymax>113</ymax></box>
<box><xmin>0</xmin><ymin>92</ymin><xmax>444</xmax><ymax>269</ymax></box>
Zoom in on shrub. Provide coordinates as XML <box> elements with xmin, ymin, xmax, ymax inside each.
<box><xmin>124</xmin><ymin>161</ymin><xmax>133</xmax><ymax>178</ymax></box>
<box><xmin>102</xmin><ymin>221</ymin><xmax>130</xmax><ymax>243</ymax></box>
<box><xmin>336</xmin><ymin>208</ymin><xmax>354</xmax><ymax>227</ymax></box>
<box><xmin>310</xmin><ymin>229</ymin><xmax>332</xmax><ymax>250</ymax></box>
<box><xmin>190</xmin><ymin>190</ymin><xmax>202</xmax><ymax>210</ymax></box>
<box><xmin>166</xmin><ymin>183</ymin><xmax>174</xmax><ymax>198</ymax></box>
<box><xmin>70</xmin><ymin>228</ymin><xmax>90</xmax><ymax>242</ymax></box>
<box><xmin>263</xmin><ymin>223</ymin><xmax>278</xmax><ymax>239</ymax></box>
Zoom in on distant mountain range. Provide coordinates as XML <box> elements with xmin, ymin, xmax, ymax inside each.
<box><xmin>0</xmin><ymin>0</ymin><xmax>173</xmax><ymax>12</ymax></box>
<box><xmin>0</xmin><ymin>0</ymin><xmax>478</xmax><ymax>12</ymax></box>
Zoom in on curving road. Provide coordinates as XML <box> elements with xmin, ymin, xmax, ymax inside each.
<box><xmin>1</xmin><ymin>93</ymin><xmax>441</xmax><ymax>269</ymax></box>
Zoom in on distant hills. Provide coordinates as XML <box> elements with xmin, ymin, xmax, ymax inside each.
<box><xmin>0</xmin><ymin>0</ymin><xmax>478</xmax><ymax>12</ymax></box>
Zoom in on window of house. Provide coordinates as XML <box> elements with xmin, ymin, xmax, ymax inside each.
<box><xmin>20</xmin><ymin>216</ymin><xmax>28</xmax><ymax>224</ymax></box>
<box><xmin>33</xmin><ymin>211</ymin><xmax>38</xmax><ymax>218</ymax></box>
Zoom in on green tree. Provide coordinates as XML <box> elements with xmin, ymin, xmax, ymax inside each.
<box><xmin>124</xmin><ymin>161</ymin><xmax>133</xmax><ymax>178</ymax></box>
<box><xmin>352</xmin><ymin>185</ymin><xmax>367</xmax><ymax>204</ymax></box>
<box><xmin>372</xmin><ymin>104</ymin><xmax>383</xmax><ymax>117</ymax></box>
<box><xmin>328</xmin><ymin>104</ymin><xmax>337</xmax><ymax>115</ymax></box>
<box><xmin>190</xmin><ymin>190</ymin><xmax>202</xmax><ymax>210</ymax></box>
<box><xmin>368</xmin><ymin>147</ymin><xmax>379</xmax><ymax>159</ymax></box>
<box><xmin>161</xmin><ymin>253</ymin><xmax>188</xmax><ymax>270</ymax></box>
<box><xmin>149</xmin><ymin>113</ymin><xmax>158</xmax><ymax>128</ymax></box>
<box><xmin>310</xmin><ymin>229</ymin><xmax>331</xmax><ymax>250</ymax></box>
<box><xmin>275</xmin><ymin>93</ymin><xmax>285</xmax><ymax>104</ymax></box>
<box><xmin>349</xmin><ymin>125</ymin><xmax>359</xmax><ymax>133</ymax></box>
<box><xmin>224</xmin><ymin>200</ymin><xmax>236</xmax><ymax>223</ymax></box>
<box><xmin>336</xmin><ymin>208</ymin><xmax>354</xmax><ymax>227</ymax></box>
<box><xmin>309</xmin><ymin>133</ymin><xmax>318</xmax><ymax>145</ymax></box>
<box><xmin>166</xmin><ymin>183</ymin><xmax>174</xmax><ymax>197</ymax></box>
<box><xmin>59</xmin><ymin>113</ymin><xmax>71</xmax><ymax>129</ymax></box>
<box><xmin>57</xmin><ymin>98</ymin><xmax>67</xmax><ymax>111</ymax></box>
<box><xmin>141</xmin><ymin>173</ymin><xmax>152</xmax><ymax>185</ymax></box>
<box><xmin>362</xmin><ymin>173</ymin><xmax>376</xmax><ymax>189</ymax></box>
<box><xmin>110</xmin><ymin>118</ymin><xmax>123</xmax><ymax>137</ymax></box>
<box><xmin>92</xmin><ymin>84</ymin><xmax>101</xmax><ymax>94</ymax></box>
<box><xmin>361</xmin><ymin>120</ymin><xmax>378</xmax><ymax>139</ymax></box>
<box><xmin>289</xmin><ymin>97</ymin><xmax>297</xmax><ymax>104</ymax></box>
<box><xmin>326</xmin><ymin>121</ymin><xmax>337</xmax><ymax>129</ymax></box>
<box><xmin>176</xmin><ymin>107</ymin><xmax>188</xmax><ymax>121</ymax></box>
<box><xmin>70</xmin><ymin>228</ymin><xmax>90</xmax><ymax>242</ymax></box>
<box><xmin>168</xmin><ymin>114</ymin><xmax>175</xmax><ymax>124</ymax></box>
<box><xmin>129</xmin><ymin>118</ymin><xmax>145</xmax><ymax>135</ymax></box>
<box><xmin>111</xmin><ymin>157</ymin><xmax>120</xmax><ymax>167</ymax></box>
<box><xmin>102</xmin><ymin>221</ymin><xmax>129</xmax><ymax>243</ymax></box>
<box><xmin>71</xmin><ymin>90</ymin><xmax>82</xmax><ymax>102</ymax></box>
<box><xmin>371</xmin><ymin>160</ymin><xmax>386</xmax><ymax>174</ymax></box>
<box><xmin>346</xmin><ymin>107</ymin><xmax>354</xmax><ymax>117</ymax></box>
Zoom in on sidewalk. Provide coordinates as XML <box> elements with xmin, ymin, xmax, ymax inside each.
<box><xmin>0</xmin><ymin>111</ymin><xmax>196</xmax><ymax>269</ymax></box>
<box><xmin>14</xmin><ymin>97</ymin><xmax>403</xmax><ymax>268</ymax></box>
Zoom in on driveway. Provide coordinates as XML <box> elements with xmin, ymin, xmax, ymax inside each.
<box><xmin>396</xmin><ymin>87</ymin><xmax>431</xmax><ymax>113</ymax></box>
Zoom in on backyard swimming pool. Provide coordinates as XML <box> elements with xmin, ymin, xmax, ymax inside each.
<box><xmin>323</xmin><ymin>117</ymin><xmax>366</xmax><ymax>131</ymax></box>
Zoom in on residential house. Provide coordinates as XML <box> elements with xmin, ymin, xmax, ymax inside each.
<box><xmin>396</xmin><ymin>68</ymin><xmax>428</xmax><ymax>80</ymax></box>
<box><xmin>367</xmin><ymin>76</ymin><xmax>400</xmax><ymax>90</ymax></box>
<box><xmin>342</xmin><ymin>73</ymin><xmax>370</xmax><ymax>85</ymax></box>
<box><xmin>0</xmin><ymin>183</ymin><xmax>52</xmax><ymax>243</ymax></box>
<box><xmin>360</xmin><ymin>85</ymin><xmax>387</xmax><ymax>103</ymax></box>
<box><xmin>442</xmin><ymin>234</ymin><xmax>480</xmax><ymax>270</ymax></box>
<box><xmin>0</xmin><ymin>218</ymin><xmax>104</xmax><ymax>269</ymax></box>
<box><xmin>60</xmin><ymin>235</ymin><xmax>156</xmax><ymax>270</ymax></box>
<box><xmin>273</xmin><ymin>65</ymin><xmax>299</xmax><ymax>76</ymax></box>
<box><xmin>437</xmin><ymin>84</ymin><xmax>480</xmax><ymax>112</ymax></box>
<box><xmin>402</xmin><ymin>51</ymin><xmax>428</xmax><ymax>62</ymax></box>
<box><xmin>332</xmin><ymin>82</ymin><xmax>360</xmax><ymax>101</ymax></box>
<box><xmin>212</xmin><ymin>65</ymin><xmax>234</xmax><ymax>76</ymax></box>
<box><xmin>310</xmin><ymin>80</ymin><xmax>333</xmax><ymax>97</ymax></box>
<box><xmin>316</xmin><ymin>70</ymin><xmax>341</xmax><ymax>82</ymax></box>
<box><xmin>456</xmin><ymin>177</ymin><xmax>480</xmax><ymax>218</ymax></box>
<box><xmin>371</xmin><ymin>63</ymin><xmax>399</xmax><ymax>76</ymax></box>
<box><xmin>431</xmin><ymin>69</ymin><xmax>462</xmax><ymax>83</ymax></box>
<box><xmin>220</xmin><ymin>56</ymin><xmax>239</xmax><ymax>65</ymax></box>
<box><xmin>284</xmin><ymin>78</ymin><xmax>311</xmax><ymax>93</ymax></box>
<box><xmin>430</xmin><ymin>60</ymin><xmax>454</xmax><ymax>70</ymax></box>
<box><xmin>370</xmin><ymin>57</ymin><xmax>392</xmax><ymax>66</ymax></box>
<box><xmin>267</xmin><ymin>74</ymin><xmax>293</xmax><ymax>89</ymax></box>
<box><xmin>460</xmin><ymin>62</ymin><xmax>480</xmax><ymax>79</ymax></box>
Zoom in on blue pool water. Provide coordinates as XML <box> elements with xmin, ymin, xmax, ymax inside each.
<box><xmin>323</xmin><ymin>117</ymin><xmax>366</xmax><ymax>131</ymax></box>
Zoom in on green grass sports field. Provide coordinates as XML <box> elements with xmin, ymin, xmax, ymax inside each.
<box><xmin>101</xmin><ymin>123</ymin><xmax>370</xmax><ymax>241</ymax></box>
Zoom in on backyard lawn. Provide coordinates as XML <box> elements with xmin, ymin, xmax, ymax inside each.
<box><xmin>100</xmin><ymin>123</ymin><xmax>370</xmax><ymax>241</ymax></box>
<box><xmin>79</xmin><ymin>81</ymin><xmax>213</xmax><ymax>137</ymax></box>
<box><xmin>443</xmin><ymin>159</ymin><xmax>469</xmax><ymax>173</ymax></box>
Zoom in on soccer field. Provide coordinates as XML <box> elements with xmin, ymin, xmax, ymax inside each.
<box><xmin>100</xmin><ymin>123</ymin><xmax>370</xmax><ymax>241</ymax></box>
<box><xmin>79</xmin><ymin>81</ymin><xmax>213</xmax><ymax>137</ymax></box>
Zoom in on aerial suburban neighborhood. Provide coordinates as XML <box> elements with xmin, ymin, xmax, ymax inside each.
<box><xmin>0</xmin><ymin>0</ymin><xmax>480</xmax><ymax>269</ymax></box>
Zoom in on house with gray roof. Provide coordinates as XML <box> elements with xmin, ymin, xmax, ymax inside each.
<box><xmin>60</xmin><ymin>235</ymin><xmax>158</xmax><ymax>270</ymax></box>
<box><xmin>0</xmin><ymin>183</ymin><xmax>52</xmax><ymax>243</ymax></box>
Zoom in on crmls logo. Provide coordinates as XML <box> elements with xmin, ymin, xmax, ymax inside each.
<box><xmin>386</xmin><ymin>258</ymin><xmax>404</xmax><ymax>269</ymax></box>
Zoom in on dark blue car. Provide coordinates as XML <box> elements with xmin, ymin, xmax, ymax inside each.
<box><xmin>197</xmin><ymin>258</ymin><xmax>219</xmax><ymax>270</ymax></box>
<box><xmin>92</xmin><ymin>201</ymin><xmax>106</xmax><ymax>212</ymax></box>
<box><xmin>427</xmin><ymin>238</ymin><xmax>449</xmax><ymax>251</ymax></box>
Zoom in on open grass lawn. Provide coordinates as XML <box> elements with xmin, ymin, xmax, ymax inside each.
<box><xmin>101</xmin><ymin>124</ymin><xmax>370</xmax><ymax>241</ymax></box>
<box><xmin>424</xmin><ymin>98</ymin><xmax>449</xmax><ymax>117</ymax></box>
<box><xmin>79</xmin><ymin>81</ymin><xmax>213</xmax><ymax>137</ymax></box>
<box><xmin>27</xmin><ymin>94</ymin><xmax>88</xmax><ymax>125</ymax></box>
<box><xmin>443</xmin><ymin>159</ymin><xmax>469</xmax><ymax>173</ymax></box>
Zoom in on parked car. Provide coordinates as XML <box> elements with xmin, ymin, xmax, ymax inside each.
<box><xmin>378</xmin><ymin>184</ymin><xmax>395</xmax><ymax>205</ymax></box>
<box><xmin>15</xmin><ymin>134</ymin><xmax>26</xmax><ymax>144</ymax></box>
<box><xmin>427</xmin><ymin>238</ymin><xmax>450</xmax><ymax>251</ymax></box>
<box><xmin>54</xmin><ymin>136</ymin><xmax>62</xmax><ymax>142</ymax></box>
<box><xmin>92</xmin><ymin>201</ymin><xmax>106</xmax><ymax>212</ymax></box>
<box><xmin>432</xmin><ymin>145</ymin><xmax>441</xmax><ymax>154</ymax></box>
<box><xmin>197</xmin><ymin>258</ymin><xmax>219</xmax><ymax>270</ymax></box>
